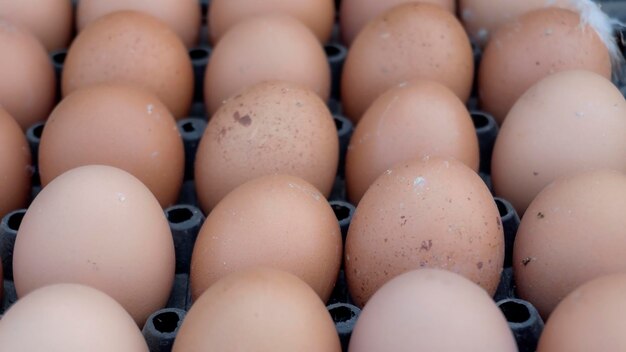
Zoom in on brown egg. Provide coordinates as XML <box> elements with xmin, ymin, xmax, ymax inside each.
<box><xmin>13</xmin><ymin>165</ymin><xmax>176</xmax><ymax>325</ymax></box>
<box><xmin>0</xmin><ymin>19</ymin><xmax>56</xmax><ymax>130</ymax></box>
<box><xmin>39</xmin><ymin>84</ymin><xmax>184</xmax><ymax>207</ymax></box>
<box><xmin>0</xmin><ymin>284</ymin><xmax>149</xmax><ymax>351</ymax></box>
<box><xmin>0</xmin><ymin>108</ymin><xmax>31</xmax><ymax>218</ymax></box>
<box><xmin>479</xmin><ymin>8</ymin><xmax>613</xmax><ymax>124</ymax></box>
<box><xmin>190</xmin><ymin>174</ymin><xmax>342</xmax><ymax>302</ymax></box>
<box><xmin>175</xmin><ymin>268</ymin><xmax>341</xmax><ymax>352</ymax></box>
<box><xmin>345</xmin><ymin>157</ymin><xmax>504</xmax><ymax>307</ymax></box>
<box><xmin>459</xmin><ymin>0</ymin><xmax>574</xmax><ymax>46</ymax></box>
<box><xmin>341</xmin><ymin>3</ymin><xmax>473</xmax><ymax>122</ymax></box>
<box><xmin>204</xmin><ymin>15</ymin><xmax>330</xmax><ymax>115</ymax></box>
<box><xmin>513</xmin><ymin>169</ymin><xmax>626</xmax><ymax>319</ymax></box>
<box><xmin>195</xmin><ymin>81</ymin><xmax>338</xmax><ymax>212</ymax></box>
<box><xmin>349</xmin><ymin>269</ymin><xmax>517</xmax><ymax>352</ymax></box>
<box><xmin>0</xmin><ymin>0</ymin><xmax>73</xmax><ymax>51</ymax></box>
<box><xmin>537</xmin><ymin>274</ymin><xmax>626</xmax><ymax>352</ymax></box>
<box><xmin>491</xmin><ymin>70</ymin><xmax>626</xmax><ymax>215</ymax></box>
<box><xmin>340</xmin><ymin>0</ymin><xmax>456</xmax><ymax>46</ymax></box>
<box><xmin>345</xmin><ymin>80</ymin><xmax>479</xmax><ymax>204</ymax></box>
<box><xmin>62</xmin><ymin>11</ymin><xmax>194</xmax><ymax>119</ymax></box>
<box><xmin>209</xmin><ymin>0</ymin><xmax>334</xmax><ymax>44</ymax></box>
<box><xmin>76</xmin><ymin>0</ymin><xmax>201</xmax><ymax>48</ymax></box>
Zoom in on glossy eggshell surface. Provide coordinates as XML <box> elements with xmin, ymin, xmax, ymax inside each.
<box><xmin>12</xmin><ymin>165</ymin><xmax>176</xmax><ymax>325</ymax></box>
<box><xmin>345</xmin><ymin>157</ymin><xmax>504</xmax><ymax>307</ymax></box>
<box><xmin>175</xmin><ymin>268</ymin><xmax>341</xmax><ymax>352</ymax></box>
<box><xmin>0</xmin><ymin>284</ymin><xmax>148</xmax><ymax>351</ymax></box>
<box><xmin>0</xmin><ymin>108</ymin><xmax>31</xmax><ymax>219</ymax></box>
<box><xmin>190</xmin><ymin>174</ymin><xmax>342</xmax><ymax>302</ymax></box>
<box><xmin>62</xmin><ymin>11</ymin><xmax>194</xmax><ymax>119</ymax></box>
<box><xmin>348</xmin><ymin>269</ymin><xmax>517</xmax><ymax>352</ymax></box>
<box><xmin>39</xmin><ymin>84</ymin><xmax>184</xmax><ymax>208</ymax></box>
<box><xmin>513</xmin><ymin>169</ymin><xmax>626</xmax><ymax>319</ymax></box>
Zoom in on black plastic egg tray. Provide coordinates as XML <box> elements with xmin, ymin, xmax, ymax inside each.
<box><xmin>3</xmin><ymin>0</ymin><xmax>626</xmax><ymax>351</ymax></box>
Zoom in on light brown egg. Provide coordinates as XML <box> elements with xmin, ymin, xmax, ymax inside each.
<box><xmin>0</xmin><ymin>284</ymin><xmax>149</xmax><ymax>351</ymax></box>
<box><xmin>195</xmin><ymin>81</ymin><xmax>338</xmax><ymax>212</ymax></box>
<box><xmin>62</xmin><ymin>11</ymin><xmax>194</xmax><ymax>119</ymax></box>
<box><xmin>0</xmin><ymin>0</ymin><xmax>73</xmax><ymax>51</ymax></box>
<box><xmin>479</xmin><ymin>8</ymin><xmax>612</xmax><ymax>124</ymax></box>
<box><xmin>76</xmin><ymin>0</ymin><xmax>201</xmax><ymax>48</ymax></box>
<box><xmin>513</xmin><ymin>169</ymin><xmax>626</xmax><ymax>319</ymax></box>
<box><xmin>537</xmin><ymin>274</ymin><xmax>626</xmax><ymax>352</ymax></box>
<box><xmin>175</xmin><ymin>268</ymin><xmax>341</xmax><ymax>352</ymax></box>
<box><xmin>0</xmin><ymin>108</ymin><xmax>31</xmax><ymax>219</ymax></box>
<box><xmin>491</xmin><ymin>70</ymin><xmax>626</xmax><ymax>215</ymax></box>
<box><xmin>204</xmin><ymin>15</ymin><xmax>330</xmax><ymax>115</ymax></box>
<box><xmin>345</xmin><ymin>80</ymin><xmax>479</xmax><ymax>204</ymax></box>
<box><xmin>345</xmin><ymin>157</ymin><xmax>504</xmax><ymax>307</ymax></box>
<box><xmin>340</xmin><ymin>0</ymin><xmax>456</xmax><ymax>46</ymax></box>
<box><xmin>13</xmin><ymin>165</ymin><xmax>176</xmax><ymax>325</ymax></box>
<box><xmin>341</xmin><ymin>3</ymin><xmax>473</xmax><ymax>122</ymax></box>
<box><xmin>39</xmin><ymin>84</ymin><xmax>184</xmax><ymax>208</ymax></box>
<box><xmin>209</xmin><ymin>0</ymin><xmax>335</xmax><ymax>44</ymax></box>
<box><xmin>349</xmin><ymin>269</ymin><xmax>517</xmax><ymax>352</ymax></box>
<box><xmin>0</xmin><ymin>19</ymin><xmax>56</xmax><ymax>130</ymax></box>
<box><xmin>190</xmin><ymin>174</ymin><xmax>342</xmax><ymax>302</ymax></box>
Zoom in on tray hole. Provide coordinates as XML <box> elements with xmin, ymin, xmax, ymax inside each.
<box><xmin>330</xmin><ymin>305</ymin><xmax>355</xmax><ymax>323</ymax></box>
<box><xmin>7</xmin><ymin>211</ymin><xmax>25</xmax><ymax>232</ymax></box>
<box><xmin>153</xmin><ymin>311</ymin><xmax>180</xmax><ymax>333</ymax></box>
<box><xmin>331</xmin><ymin>204</ymin><xmax>351</xmax><ymax>222</ymax></box>
<box><xmin>500</xmin><ymin>300</ymin><xmax>530</xmax><ymax>324</ymax></box>
<box><xmin>167</xmin><ymin>207</ymin><xmax>194</xmax><ymax>224</ymax></box>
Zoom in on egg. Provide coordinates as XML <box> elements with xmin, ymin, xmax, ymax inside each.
<box><xmin>62</xmin><ymin>11</ymin><xmax>194</xmax><ymax>119</ymax></box>
<box><xmin>0</xmin><ymin>108</ymin><xmax>31</xmax><ymax>219</ymax></box>
<box><xmin>0</xmin><ymin>0</ymin><xmax>73</xmax><ymax>51</ymax></box>
<box><xmin>76</xmin><ymin>0</ymin><xmax>201</xmax><ymax>48</ymax></box>
<box><xmin>345</xmin><ymin>79</ymin><xmax>479</xmax><ymax>204</ymax></box>
<box><xmin>190</xmin><ymin>174</ymin><xmax>342</xmax><ymax>302</ymax></box>
<box><xmin>339</xmin><ymin>0</ymin><xmax>456</xmax><ymax>46</ymax></box>
<box><xmin>13</xmin><ymin>165</ymin><xmax>176</xmax><ymax>325</ymax></box>
<box><xmin>459</xmin><ymin>0</ymin><xmax>574</xmax><ymax>46</ymax></box>
<box><xmin>0</xmin><ymin>284</ymin><xmax>148</xmax><ymax>351</ymax></box>
<box><xmin>195</xmin><ymin>81</ymin><xmax>338</xmax><ymax>212</ymax></box>
<box><xmin>0</xmin><ymin>19</ymin><xmax>56</xmax><ymax>130</ymax></box>
<box><xmin>349</xmin><ymin>269</ymin><xmax>517</xmax><ymax>352</ymax></box>
<box><xmin>175</xmin><ymin>268</ymin><xmax>341</xmax><ymax>352</ymax></box>
<box><xmin>345</xmin><ymin>157</ymin><xmax>504</xmax><ymax>307</ymax></box>
<box><xmin>341</xmin><ymin>3</ymin><xmax>473</xmax><ymax>122</ymax></box>
<box><xmin>537</xmin><ymin>274</ymin><xmax>626</xmax><ymax>351</ymax></box>
<box><xmin>39</xmin><ymin>84</ymin><xmax>184</xmax><ymax>207</ymax></box>
<box><xmin>209</xmin><ymin>0</ymin><xmax>335</xmax><ymax>44</ymax></box>
<box><xmin>478</xmin><ymin>7</ymin><xmax>614</xmax><ymax>124</ymax></box>
<box><xmin>204</xmin><ymin>15</ymin><xmax>330</xmax><ymax>115</ymax></box>
<box><xmin>513</xmin><ymin>169</ymin><xmax>626</xmax><ymax>319</ymax></box>
<box><xmin>491</xmin><ymin>70</ymin><xmax>626</xmax><ymax>215</ymax></box>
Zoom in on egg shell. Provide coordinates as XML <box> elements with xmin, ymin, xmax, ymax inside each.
<box><xmin>478</xmin><ymin>8</ymin><xmax>611</xmax><ymax>124</ymax></box>
<box><xmin>76</xmin><ymin>0</ymin><xmax>202</xmax><ymax>48</ymax></box>
<box><xmin>339</xmin><ymin>0</ymin><xmax>456</xmax><ymax>46</ymax></box>
<box><xmin>62</xmin><ymin>10</ymin><xmax>194</xmax><ymax>119</ymax></box>
<box><xmin>348</xmin><ymin>269</ymin><xmax>517</xmax><ymax>352</ymax></box>
<box><xmin>190</xmin><ymin>174</ymin><xmax>342</xmax><ymax>302</ymax></box>
<box><xmin>345</xmin><ymin>79</ymin><xmax>479</xmax><ymax>204</ymax></box>
<box><xmin>13</xmin><ymin>165</ymin><xmax>176</xmax><ymax>325</ymax></box>
<box><xmin>491</xmin><ymin>70</ymin><xmax>626</xmax><ymax>215</ymax></box>
<box><xmin>0</xmin><ymin>108</ymin><xmax>31</xmax><ymax>219</ymax></box>
<box><xmin>0</xmin><ymin>284</ymin><xmax>148</xmax><ymax>351</ymax></box>
<box><xmin>38</xmin><ymin>84</ymin><xmax>185</xmax><ymax>208</ymax></box>
<box><xmin>204</xmin><ymin>15</ymin><xmax>331</xmax><ymax>115</ymax></box>
<box><xmin>195</xmin><ymin>81</ymin><xmax>338</xmax><ymax>212</ymax></box>
<box><xmin>537</xmin><ymin>273</ymin><xmax>626</xmax><ymax>351</ymax></box>
<box><xmin>177</xmin><ymin>268</ymin><xmax>341</xmax><ymax>352</ymax></box>
<box><xmin>513</xmin><ymin>169</ymin><xmax>626</xmax><ymax>319</ymax></box>
<box><xmin>209</xmin><ymin>0</ymin><xmax>335</xmax><ymax>44</ymax></box>
<box><xmin>341</xmin><ymin>3</ymin><xmax>474</xmax><ymax>122</ymax></box>
<box><xmin>0</xmin><ymin>19</ymin><xmax>56</xmax><ymax>130</ymax></box>
<box><xmin>345</xmin><ymin>157</ymin><xmax>504</xmax><ymax>307</ymax></box>
<box><xmin>0</xmin><ymin>0</ymin><xmax>73</xmax><ymax>51</ymax></box>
